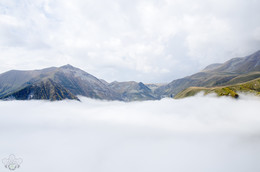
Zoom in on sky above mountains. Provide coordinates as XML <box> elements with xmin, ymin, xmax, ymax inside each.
<box><xmin>0</xmin><ymin>0</ymin><xmax>260</xmax><ymax>83</ymax></box>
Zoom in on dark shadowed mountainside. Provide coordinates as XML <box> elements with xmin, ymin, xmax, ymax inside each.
<box><xmin>46</xmin><ymin>65</ymin><xmax>122</xmax><ymax>100</ymax></box>
<box><xmin>0</xmin><ymin>65</ymin><xmax>159</xmax><ymax>101</ymax></box>
<box><xmin>0</xmin><ymin>65</ymin><xmax>121</xmax><ymax>101</ymax></box>
<box><xmin>0</xmin><ymin>67</ymin><xmax>57</xmax><ymax>97</ymax></box>
<box><xmin>2</xmin><ymin>78</ymin><xmax>79</xmax><ymax>101</ymax></box>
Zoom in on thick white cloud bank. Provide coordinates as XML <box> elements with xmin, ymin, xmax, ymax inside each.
<box><xmin>0</xmin><ymin>95</ymin><xmax>260</xmax><ymax>172</ymax></box>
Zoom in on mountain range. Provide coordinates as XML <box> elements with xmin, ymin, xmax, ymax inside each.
<box><xmin>155</xmin><ymin>50</ymin><xmax>260</xmax><ymax>98</ymax></box>
<box><xmin>0</xmin><ymin>64</ymin><xmax>157</xmax><ymax>101</ymax></box>
<box><xmin>0</xmin><ymin>50</ymin><xmax>260</xmax><ymax>101</ymax></box>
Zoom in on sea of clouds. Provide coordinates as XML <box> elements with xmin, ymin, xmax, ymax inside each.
<box><xmin>0</xmin><ymin>94</ymin><xmax>260</xmax><ymax>172</ymax></box>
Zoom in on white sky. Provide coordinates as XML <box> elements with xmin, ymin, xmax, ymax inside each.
<box><xmin>0</xmin><ymin>0</ymin><xmax>260</xmax><ymax>83</ymax></box>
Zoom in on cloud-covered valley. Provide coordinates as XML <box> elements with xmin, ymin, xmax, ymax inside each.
<box><xmin>0</xmin><ymin>95</ymin><xmax>260</xmax><ymax>172</ymax></box>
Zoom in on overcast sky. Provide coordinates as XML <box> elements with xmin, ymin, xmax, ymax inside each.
<box><xmin>0</xmin><ymin>0</ymin><xmax>260</xmax><ymax>83</ymax></box>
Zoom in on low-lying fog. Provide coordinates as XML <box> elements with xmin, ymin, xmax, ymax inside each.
<box><xmin>0</xmin><ymin>94</ymin><xmax>260</xmax><ymax>172</ymax></box>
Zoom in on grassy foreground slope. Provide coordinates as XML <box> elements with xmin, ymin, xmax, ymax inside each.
<box><xmin>174</xmin><ymin>78</ymin><xmax>260</xmax><ymax>99</ymax></box>
<box><xmin>155</xmin><ymin>50</ymin><xmax>260</xmax><ymax>98</ymax></box>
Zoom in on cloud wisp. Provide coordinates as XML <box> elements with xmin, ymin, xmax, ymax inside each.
<box><xmin>0</xmin><ymin>95</ymin><xmax>260</xmax><ymax>172</ymax></box>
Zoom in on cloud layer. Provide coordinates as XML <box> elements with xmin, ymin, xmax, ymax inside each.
<box><xmin>0</xmin><ymin>95</ymin><xmax>260</xmax><ymax>172</ymax></box>
<box><xmin>0</xmin><ymin>0</ymin><xmax>260</xmax><ymax>82</ymax></box>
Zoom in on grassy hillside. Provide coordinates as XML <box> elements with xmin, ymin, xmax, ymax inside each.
<box><xmin>155</xmin><ymin>50</ymin><xmax>260</xmax><ymax>98</ymax></box>
<box><xmin>174</xmin><ymin>78</ymin><xmax>260</xmax><ymax>99</ymax></box>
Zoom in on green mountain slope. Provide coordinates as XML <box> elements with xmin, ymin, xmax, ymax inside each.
<box><xmin>174</xmin><ymin>78</ymin><xmax>260</xmax><ymax>99</ymax></box>
<box><xmin>155</xmin><ymin>50</ymin><xmax>260</xmax><ymax>97</ymax></box>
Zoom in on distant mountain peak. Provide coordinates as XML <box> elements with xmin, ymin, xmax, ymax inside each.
<box><xmin>60</xmin><ymin>64</ymin><xmax>77</xmax><ymax>69</ymax></box>
<box><xmin>202</xmin><ymin>63</ymin><xmax>222</xmax><ymax>71</ymax></box>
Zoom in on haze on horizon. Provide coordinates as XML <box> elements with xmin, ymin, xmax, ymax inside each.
<box><xmin>0</xmin><ymin>0</ymin><xmax>260</xmax><ymax>83</ymax></box>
